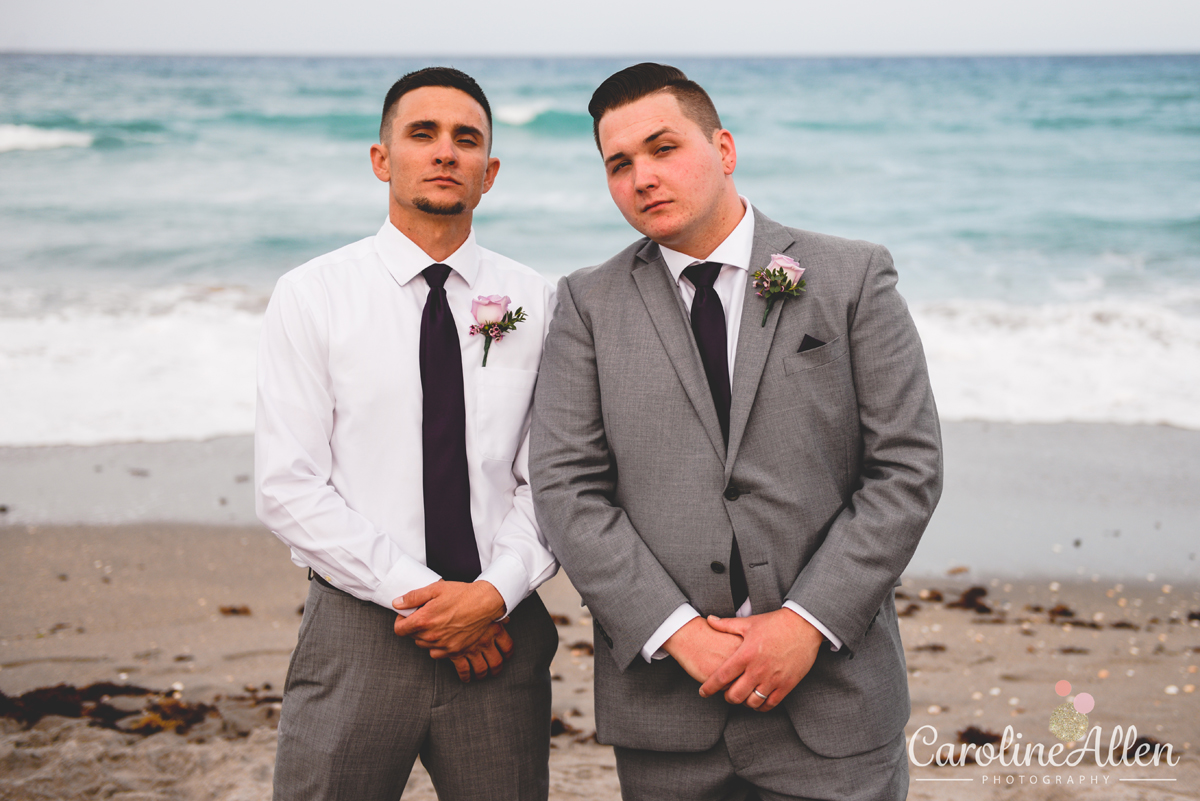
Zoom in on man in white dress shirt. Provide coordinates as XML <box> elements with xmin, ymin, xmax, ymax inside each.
<box><xmin>256</xmin><ymin>67</ymin><xmax>558</xmax><ymax>800</ymax></box>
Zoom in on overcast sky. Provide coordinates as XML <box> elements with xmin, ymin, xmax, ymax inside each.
<box><xmin>3</xmin><ymin>0</ymin><xmax>1198</xmax><ymax>57</ymax></box>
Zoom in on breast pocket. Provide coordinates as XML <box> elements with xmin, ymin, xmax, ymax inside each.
<box><xmin>474</xmin><ymin>367</ymin><xmax>539</xmax><ymax>462</ymax></box>
<box><xmin>783</xmin><ymin>334</ymin><xmax>848</xmax><ymax>375</ymax></box>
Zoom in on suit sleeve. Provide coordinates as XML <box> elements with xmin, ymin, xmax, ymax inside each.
<box><xmin>530</xmin><ymin>276</ymin><xmax>691</xmax><ymax>670</ymax></box>
<box><xmin>786</xmin><ymin>245</ymin><xmax>943</xmax><ymax>654</ymax></box>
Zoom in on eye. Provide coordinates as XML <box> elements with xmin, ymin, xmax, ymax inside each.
<box><xmin>655</xmin><ymin>145</ymin><xmax>675</xmax><ymax>155</ymax></box>
<box><xmin>610</xmin><ymin>160</ymin><xmax>630</xmax><ymax>175</ymax></box>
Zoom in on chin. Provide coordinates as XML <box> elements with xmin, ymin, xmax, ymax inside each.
<box><xmin>413</xmin><ymin>196</ymin><xmax>467</xmax><ymax>216</ymax></box>
<box><xmin>638</xmin><ymin>217</ymin><xmax>685</xmax><ymax>246</ymax></box>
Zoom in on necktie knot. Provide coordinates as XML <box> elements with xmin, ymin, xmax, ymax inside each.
<box><xmin>423</xmin><ymin>263</ymin><xmax>452</xmax><ymax>290</ymax></box>
<box><xmin>683</xmin><ymin>261</ymin><xmax>723</xmax><ymax>292</ymax></box>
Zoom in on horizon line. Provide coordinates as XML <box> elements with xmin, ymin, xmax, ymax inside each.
<box><xmin>3</xmin><ymin>49</ymin><xmax>1199</xmax><ymax>61</ymax></box>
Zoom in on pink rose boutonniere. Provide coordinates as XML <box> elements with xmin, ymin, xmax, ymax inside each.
<box><xmin>468</xmin><ymin>295</ymin><xmax>527</xmax><ymax>366</ymax></box>
<box><xmin>751</xmin><ymin>253</ymin><xmax>806</xmax><ymax>326</ymax></box>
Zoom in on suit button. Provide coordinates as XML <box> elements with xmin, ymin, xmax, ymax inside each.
<box><xmin>710</xmin><ymin>561</ymin><xmax>726</xmax><ymax>574</ymax></box>
<box><xmin>724</xmin><ymin>486</ymin><xmax>741</xmax><ymax>501</ymax></box>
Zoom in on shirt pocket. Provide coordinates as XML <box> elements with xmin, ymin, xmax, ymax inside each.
<box><xmin>474</xmin><ymin>367</ymin><xmax>539</xmax><ymax>462</ymax></box>
<box><xmin>782</xmin><ymin>334</ymin><xmax>848</xmax><ymax>376</ymax></box>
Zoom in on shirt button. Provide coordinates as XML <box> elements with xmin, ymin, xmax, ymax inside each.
<box><xmin>711</xmin><ymin>561</ymin><xmax>726</xmax><ymax>574</ymax></box>
<box><xmin>724</xmin><ymin>486</ymin><xmax>741</xmax><ymax>501</ymax></box>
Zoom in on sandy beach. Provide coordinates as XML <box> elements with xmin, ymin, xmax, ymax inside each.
<box><xmin>2</xmin><ymin>421</ymin><xmax>1199</xmax><ymax>799</ymax></box>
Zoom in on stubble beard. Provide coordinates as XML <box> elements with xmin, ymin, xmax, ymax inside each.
<box><xmin>413</xmin><ymin>196</ymin><xmax>466</xmax><ymax>216</ymax></box>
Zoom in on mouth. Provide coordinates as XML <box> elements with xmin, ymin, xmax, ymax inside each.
<box><xmin>640</xmin><ymin>200</ymin><xmax>671</xmax><ymax>213</ymax></box>
<box><xmin>426</xmin><ymin>175</ymin><xmax>462</xmax><ymax>187</ymax></box>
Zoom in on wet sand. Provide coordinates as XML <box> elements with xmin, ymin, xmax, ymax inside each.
<box><xmin>3</xmin><ymin>422</ymin><xmax>1197</xmax><ymax>580</ymax></box>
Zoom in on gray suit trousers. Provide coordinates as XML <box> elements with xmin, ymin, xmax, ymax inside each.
<box><xmin>273</xmin><ymin>578</ymin><xmax>557</xmax><ymax>801</ymax></box>
<box><xmin>614</xmin><ymin>708</ymin><xmax>907</xmax><ymax>801</ymax></box>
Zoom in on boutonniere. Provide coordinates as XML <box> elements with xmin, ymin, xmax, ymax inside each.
<box><xmin>751</xmin><ymin>254</ymin><xmax>806</xmax><ymax>326</ymax></box>
<box><xmin>468</xmin><ymin>295</ymin><xmax>527</xmax><ymax>366</ymax></box>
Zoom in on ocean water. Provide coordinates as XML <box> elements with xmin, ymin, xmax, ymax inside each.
<box><xmin>1</xmin><ymin>54</ymin><xmax>1198</xmax><ymax>445</ymax></box>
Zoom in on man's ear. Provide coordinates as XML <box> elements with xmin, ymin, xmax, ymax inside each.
<box><xmin>481</xmin><ymin>156</ymin><xmax>501</xmax><ymax>195</ymax></box>
<box><xmin>715</xmin><ymin>128</ymin><xmax>737</xmax><ymax>176</ymax></box>
<box><xmin>370</xmin><ymin>142</ymin><xmax>390</xmax><ymax>183</ymax></box>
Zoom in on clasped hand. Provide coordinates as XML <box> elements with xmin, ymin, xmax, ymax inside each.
<box><xmin>663</xmin><ymin>609</ymin><xmax>823</xmax><ymax>713</ymax></box>
<box><xmin>393</xmin><ymin>580</ymin><xmax>511</xmax><ymax>683</ymax></box>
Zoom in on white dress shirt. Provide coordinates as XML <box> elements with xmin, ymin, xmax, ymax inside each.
<box><xmin>255</xmin><ymin>219</ymin><xmax>558</xmax><ymax>617</ymax></box>
<box><xmin>640</xmin><ymin>197</ymin><xmax>842</xmax><ymax>661</ymax></box>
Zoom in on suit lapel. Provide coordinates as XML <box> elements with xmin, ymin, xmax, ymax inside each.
<box><xmin>631</xmin><ymin>241</ymin><xmax>727</xmax><ymax>462</ymax></box>
<box><xmin>725</xmin><ymin>210</ymin><xmax>796</xmax><ymax>477</ymax></box>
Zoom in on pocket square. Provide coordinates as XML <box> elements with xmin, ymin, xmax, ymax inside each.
<box><xmin>798</xmin><ymin>334</ymin><xmax>826</xmax><ymax>353</ymax></box>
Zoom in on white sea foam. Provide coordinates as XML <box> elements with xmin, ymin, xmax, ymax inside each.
<box><xmin>0</xmin><ymin>286</ymin><xmax>265</xmax><ymax>446</ymax></box>
<box><xmin>0</xmin><ymin>124</ymin><xmax>94</xmax><ymax>153</ymax></box>
<box><xmin>1</xmin><ymin>289</ymin><xmax>1198</xmax><ymax>446</ymax></box>
<box><xmin>913</xmin><ymin>300</ymin><xmax>1200</xmax><ymax>429</ymax></box>
<box><xmin>493</xmin><ymin>101</ymin><xmax>553</xmax><ymax>126</ymax></box>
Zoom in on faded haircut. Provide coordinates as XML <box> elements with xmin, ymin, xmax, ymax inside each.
<box><xmin>587</xmin><ymin>63</ymin><xmax>723</xmax><ymax>153</ymax></box>
<box><xmin>380</xmin><ymin>67</ymin><xmax>493</xmax><ymax>149</ymax></box>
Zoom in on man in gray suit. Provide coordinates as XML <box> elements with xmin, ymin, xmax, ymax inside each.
<box><xmin>530</xmin><ymin>63</ymin><xmax>942</xmax><ymax>800</ymax></box>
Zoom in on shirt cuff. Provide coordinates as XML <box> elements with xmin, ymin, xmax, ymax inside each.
<box><xmin>476</xmin><ymin>552</ymin><xmax>530</xmax><ymax>620</ymax></box>
<box><xmin>369</xmin><ymin>556</ymin><xmax>442</xmax><ymax>616</ymax></box>
<box><xmin>641</xmin><ymin>604</ymin><xmax>700</xmax><ymax>663</ymax></box>
<box><xmin>782</xmin><ymin>601</ymin><xmax>842</xmax><ymax>652</ymax></box>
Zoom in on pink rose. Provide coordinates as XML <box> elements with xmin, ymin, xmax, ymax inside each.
<box><xmin>471</xmin><ymin>295</ymin><xmax>510</xmax><ymax>325</ymax></box>
<box><xmin>768</xmin><ymin>254</ymin><xmax>804</xmax><ymax>286</ymax></box>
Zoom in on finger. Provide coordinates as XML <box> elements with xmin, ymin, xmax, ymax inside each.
<box><xmin>698</xmin><ymin>651</ymin><xmax>750</xmax><ymax>698</ymax></box>
<box><xmin>758</xmin><ymin>687</ymin><xmax>786</xmax><ymax>713</ymax></box>
<box><xmin>723</xmin><ymin>671</ymin><xmax>761</xmax><ymax>706</ymax></box>
<box><xmin>428</xmin><ymin>648</ymin><xmax>450</xmax><ymax>659</ymax></box>
<box><xmin>393</xmin><ymin>584</ymin><xmax>439</xmax><ymax>610</ymax></box>
<box><xmin>468</xmin><ymin>651</ymin><xmax>489</xmax><ymax>680</ymax></box>
<box><xmin>479</xmin><ymin>642</ymin><xmax>505</xmax><ymax>677</ymax></box>
<box><xmin>761</xmin><ymin>673</ymin><xmax>805</xmax><ymax>712</ymax></box>
<box><xmin>494</xmin><ymin>625</ymin><xmax>515</xmax><ymax>657</ymax></box>
<box><xmin>706</xmin><ymin>615</ymin><xmax>750</xmax><ymax>635</ymax></box>
<box><xmin>451</xmin><ymin>655</ymin><xmax>472</xmax><ymax>683</ymax></box>
<box><xmin>393</xmin><ymin>608</ymin><xmax>432</xmax><ymax>637</ymax></box>
<box><xmin>744</xmin><ymin>687</ymin><xmax>769</xmax><ymax>711</ymax></box>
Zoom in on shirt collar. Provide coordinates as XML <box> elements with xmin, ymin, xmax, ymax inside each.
<box><xmin>374</xmin><ymin>217</ymin><xmax>480</xmax><ymax>289</ymax></box>
<box><xmin>659</xmin><ymin>196</ymin><xmax>756</xmax><ymax>285</ymax></box>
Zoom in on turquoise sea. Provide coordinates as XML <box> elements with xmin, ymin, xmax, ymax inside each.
<box><xmin>1</xmin><ymin>55</ymin><xmax>1198</xmax><ymax>444</ymax></box>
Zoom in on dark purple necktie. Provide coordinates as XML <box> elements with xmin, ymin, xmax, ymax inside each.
<box><xmin>420</xmin><ymin>264</ymin><xmax>481</xmax><ymax>583</ymax></box>
<box><xmin>682</xmin><ymin>262</ymin><xmax>747</xmax><ymax>609</ymax></box>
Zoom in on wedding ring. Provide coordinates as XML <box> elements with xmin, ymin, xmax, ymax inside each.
<box><xmin>752</xmin><ymin>689</ymin><xmax>769</xmax><ymax>701</ymax></box>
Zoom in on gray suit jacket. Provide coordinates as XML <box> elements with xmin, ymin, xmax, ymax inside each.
<box><xmin>530</xmin><ymin>209</ymin><xmax>942</xmax><ymax>758</ymax></box>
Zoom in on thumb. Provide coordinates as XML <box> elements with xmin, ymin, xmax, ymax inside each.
<box><xmin>394</xmin><ymin>584</ymin><xmax>437</xmax><ymax>610</ymax></box>
<box><xmin>707</xmin><ymin>615</ymin><xmax>749</xmax><ymax>635</ymax></box>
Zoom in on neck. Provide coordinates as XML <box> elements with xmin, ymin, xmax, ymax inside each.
<box><xmin>666</xmin><ymin>186</ymin><xmax>746</xmax><ymax>261</ymax></box>
<box><xmin>389</xmin><ymin>205</ymin><xmax>473</xmax><ymax>263</ymax></box>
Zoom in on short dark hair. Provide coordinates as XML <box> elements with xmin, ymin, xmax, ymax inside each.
<box><xmin>380</xmin><ymin>67</ymin><xmax>493</xmax><ymax>147</ymax></box>
<box><xmin>587</xmin><ymin>63</ymin><xmax>722</xmax><ymax>153</ymax></box>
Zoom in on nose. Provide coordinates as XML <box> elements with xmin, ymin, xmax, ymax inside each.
<box><xmin>433</xmin><ymin>136</ymin><xmax>457</xmax><ymax>166</ymax></box>
<box><xmin>632</xmin><ymin>162</ymin><xmax>656</xmax><ymax>193</ymax></box>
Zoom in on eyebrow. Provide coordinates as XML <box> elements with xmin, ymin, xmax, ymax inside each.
<box><xmin>404</xmin><ymin>120</ymin><xmax>486</xmax><ymax>141</ymax></box>
<box><xmin>453</xmin><ymin>124</ymin><xmax>485</xmax><ymax>141</ymax></box>
<box><xmin>603</xmin><ymin>126</ymin><xmax>675</xmax><ymax>166</ymax></box>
